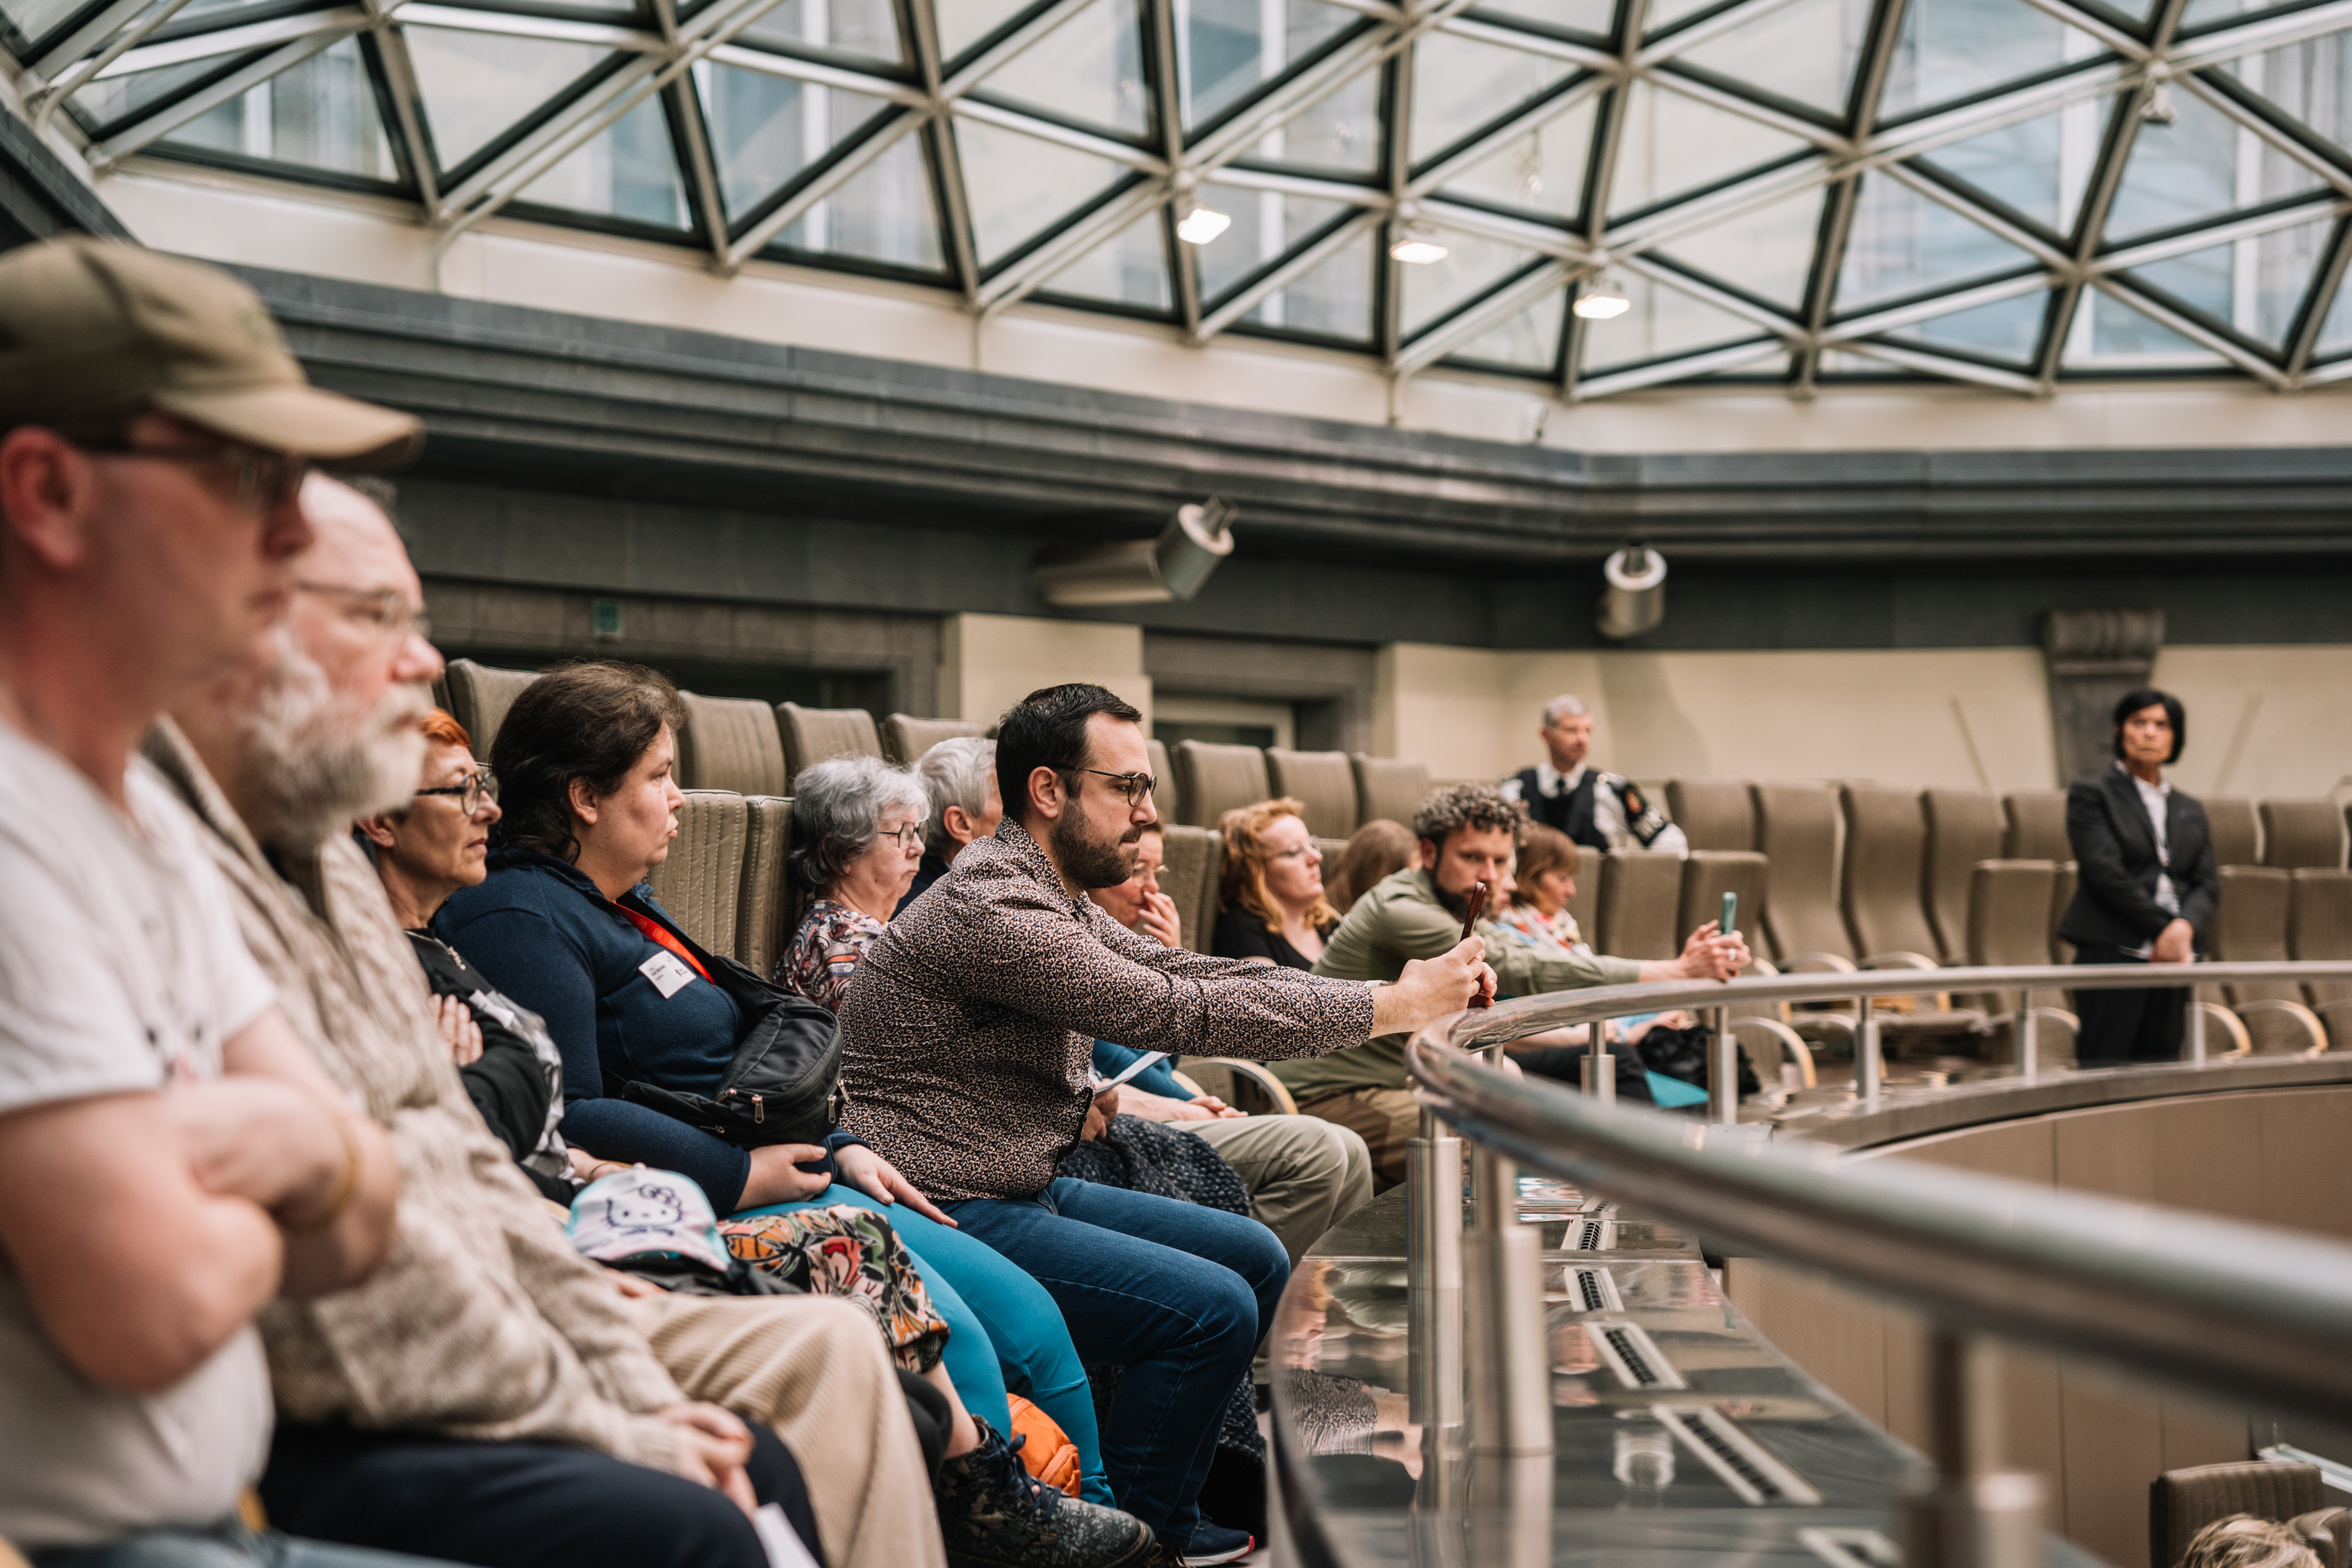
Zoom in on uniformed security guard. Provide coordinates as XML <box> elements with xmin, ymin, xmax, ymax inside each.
<box><xmin>1499</xmin><ymin>694</ymin><xmax>1688</xmax><ymax>856</ymax></box>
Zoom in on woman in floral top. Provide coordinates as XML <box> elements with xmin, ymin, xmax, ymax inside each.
<box><xmin>1492</xmin><ymin>823</ymin><xmax>1589</xmax><ymax>954</ymax></box>
<box><xmin>777</xmin><ymin>753</ymin><xmax>931</xmax><ymax>1010</ymax></box>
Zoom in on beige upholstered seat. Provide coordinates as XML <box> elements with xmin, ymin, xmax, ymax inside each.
<box><xmin>1752</xmin><ymin>781</ymin><xmax>1851</xmax><ymax>967</ymax></box>
<box><xmin>2261</xmin><ymin>797</ymin><xmax>2348</xmax><ymax>869</ymax></box>
<box><xmin>2002</xmin><ymin>790</ymin><xmax>2070</xmax><ymax>860</ymax></box>
<box><xmin>1351</xmin><ymin>754</ymin><xmax>1431</xmax><ymax>829</ymax></box>
<box><xmin>1594</xmin><ymin>850</ymin><xmax>1682</xmax><ymax>961</ymax></box>
<box><xmin>443</xmin><ymin>659</ymin><xmax>538</xmax><ymax>757</ymax></box>
<box><xmin>677</xmin><ymin>692</ymin><xmax>789</xmax><ymax>797</ymax></box>
<box><xmin>644</xmin><ymin>791</ymin><xmax>747</xmax><ymax>961</ymax></box>
<box><xmin>1157</xmin><ymin>825</ymin><xmax>1222</xmax><ymax>953</ymax></box>
<box><xmin>1173</xmin><ymin>741</ymin><xmax>1271</xmax><ymax>829</ymax></box>
<box><xmin>1664</xmin><ymin>777</ymin><xmax>1757</xmax><ymax>852</ymax></box>
<box><xmin>2205</xmin><ymin>795</ymin><xmax>2260</xmax><ymax>867</ymax></box>
<box><xmin>1922</xmin><ymin>788</ymin><xmax>2005</xmax><ymax>963</ymax></box>
<box><xmin>1146</xmin><ymin>737</ymin><xmax>1176</xmax><ymax>825</ymax></box>
<box><xmin>1959</xmin><ymin>860</ymin><xmax>2077</xmax><ymax>1066</ymax></box>
<box><xmin>1840</xmin><ymin>783</ymin><xmax>1942</xmax><ymax>966</ymax></box>
<box><xmin>2149</xmin><ymin>1462</ymin><xmax>2337</xmax><ymax>1568</ymax></box>
<box><xmin>881</xmin><ymin>714</ymin><xmax>985</xmax><ymax>766</ymax></box>
<box><xmin>1265</xmin><ymin>749</ymin><xmax>1358</xmax><ymax>839</ymax></box>
<box><xmin>736</xmin><ymin>795</ymin><xmax>792</xmax><ymax>980</ymax></box>
<box><xmin>1675</xmin><ymin>850</ymin><xmax>1767</xmax><ymax>953</ymax></box>
<box><xmin>1564</xmin><ymin>856</ymin><xmax>1599</xmax><ymax>946</ymax></box>
<box><xmin>2289</xmin><ymin>868</ymin><xmax>2352</xmax><ymax>1049</ymax></box>
<box><xmin>1179</xmin><ymin>1059</ymin><xmax>1299</xmax><ymax>1117</ymax></box>
<box><xmin>776</xmin><ymin>703</ymin><xmax>882</xmax><ymax>791</ymax></box>
<box><xmin>2049</xmin><ymin>860</ymin><xmax>2078</xmax><ymax>963</ymax></box>
<box><xmin>2206</xmin><ymin>866</ymin><xmax>2326</xmax><ymax>1054</ymax></box>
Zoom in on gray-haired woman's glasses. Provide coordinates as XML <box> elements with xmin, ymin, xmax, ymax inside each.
<box><xmin>875</xmin><ymin>823</ymin><xmax>924</xmax><ymax>852</ymax></box>
<box><xmin>415</xmin><ymin>767</ymin><xmax>494</xmax><ymax>816</ymax></box>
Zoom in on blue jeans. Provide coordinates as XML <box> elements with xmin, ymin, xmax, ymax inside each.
<box><xmin>946</xmin><ymin>1179</ymin><xmax>1289</xmax><ymax>1545</ymax></box>
<box><xmin>739</xmin><ymin>1183</ymin><xmax>1112</xmax><ymax>1504</ymax></box>
<box><xmin>32</xmin><ymin>1519</ymin><xmax>450</xmax><ymax>1568</ymax></box>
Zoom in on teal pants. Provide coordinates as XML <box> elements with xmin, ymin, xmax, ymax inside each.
<box><xmin>738</xmin><ymin>1184</ymin><xmax>1112</xmax><ymax>1505</ymax></box>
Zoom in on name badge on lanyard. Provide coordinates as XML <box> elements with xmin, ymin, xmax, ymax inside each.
<box><xmin>640</xmin><ymin>950</ymin><xmax>697</xmax><ymax>999</ymax></box>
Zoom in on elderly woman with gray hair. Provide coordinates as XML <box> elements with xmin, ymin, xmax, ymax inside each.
<box><xmin>777</xmin><ymin>754</ymin><xmax>934</xmax><ymax>1011</ymax></box>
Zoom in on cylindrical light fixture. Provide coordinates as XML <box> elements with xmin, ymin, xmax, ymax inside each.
<box><xmin>1596</xmin><ymin>540</ymin><xmax>1666</xmax><ymax>640</ymax></box>
<box><xmin>1033</xmin><ymin>499</ymin><xmax>1237</xmax><ymax>607</ymax></box>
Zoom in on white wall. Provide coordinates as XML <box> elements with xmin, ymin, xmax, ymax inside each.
<box><xmin>2154</xmin><ymin>645</ymin><xmax>2352</xmax><ymax>800</ymax></box>
<box><xmin>937</xmin><ymin>613</ymin><xmax>1150</xmax><ymax>730</ymax></box>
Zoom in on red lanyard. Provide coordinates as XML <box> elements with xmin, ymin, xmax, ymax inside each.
<box><xmin>618</xmin><ymin>906</ymin><xmax>712</xmax><ymax>984</ymax></box>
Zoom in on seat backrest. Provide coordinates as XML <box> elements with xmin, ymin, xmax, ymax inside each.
<box><xmin>2205</xmin><ymin>795</ymin><xmax>2261</xmax><ymax>867</ymax></box>
<box><xmin>443</xmin><ymin>659</ymin><xmax>538</xmax><ymax>759</ymax></box>
<box><xmin>1566</xmin><ymin>849</ymin><xmax>1600</xmax><ymax>944</ymax></box>
<box><xmin>775</xmin><ymin>703</ymin><xmax>882</xmax><ymax>791</ymax></box>
<box><xmin>1265</xmin><ymin>749</ymin><xmax>1358</xmax><ymax>839</ymax></box>
<box><xmin>882</xmin><ymin>714</ymin><xmax>985</xmax><ymax>767</ymax></box>
<box><xmin>644</xmin><ymin>790</ymin><xmax>747</xmax><ymax>960</ymax></box>
<box><xmin>2290</xmin><ymin>868</ymin><xmax>2352</xmax><ymax>1005</ymax></box>
<box><xmin>1752</xmin><ymin>781</ymin><xmax>1852</xmax><ymax>963</ymax></box>
<box><xmin>1962</xmin><ymin>859</ymin><xmax>2060</xmax><ymax>1021</ymax></box>
<box><xmin>2149</xmin><ymin>1461</ymin><xmax>2326</xmax><ymax>1568</ymax></box>
<box><xmin>1665</xmin><ymin>777</ymin><xmax>1757</xmax><ymax>852</ymax></box>
<box><xmin>1146</xmin><ymin>737</ymin><xmax>1176</xmax><ymax>825</ymax></box>
<box><xmin>1841</xmin><ymin>783</ymin><xmax>1940</xmax><ymax>963</ymax></box>
<box><xmin>1174</xmin><ymin>740</ymin><xmax>1271</xmax><ymax>829</ymax></box>
<box><xmin>1923</xmin><ymin>788</ymin><xmax>2005</xmax><ymax>963</ymax></box>
<box><xmin>1351</xmin><ymin>754</ymin><xmax>1431</xmax><ymax>830</ymax></box>
<box><xmin>1594</xmin><ymin>850</ymin><xmax>1683</xmax><ymax>961</ymax></box>
<box><xmin>1157</xmin><ymin>825</ymin><xmax>1221</xmax><ymax>953</ymax></box>
<box><xmin>736</xmin><ymin>795</ymin><xmax>791</xmax><ymax>981</ymax></box>
<box><xmin>678</xmin><ymin>692</ymin><xmax>788</xmax><ymax>797</ymax></box>
<box><xmin>2003</xmin><ymin>790</ymin><xmax>2070</xmax><ymax>861</ymax></box>
<box><xmin>2049</xmin><ymin>860</ymin><xmax>2077</xmax><ymax>963</ymax></box>
<box><xmin>2212</xmin><ymin>865</ymin><xmax>2301</xmax><ymax>1006</ymax></box>
<box><xmin>1677</xmin><ymin>850</ymin><xmax>1768</xmax><ymax>949</ymax></box>
<box><xmin>2262</xmin><ymin>798</ymin><xmax>2348</xmax><ymax>869</ymax></box>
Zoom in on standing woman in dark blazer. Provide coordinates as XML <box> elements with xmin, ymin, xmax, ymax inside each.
<box><xmin>2056</xmin><ymin>688</ymin><xmax>2220</xmax><ymax>1063</ymax></box>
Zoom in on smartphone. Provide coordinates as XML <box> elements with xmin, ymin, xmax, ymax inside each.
<box><xmin>1720</xmin><ymin>891</ymin><xmax>1737</xmax><ymax>935</ymax></box>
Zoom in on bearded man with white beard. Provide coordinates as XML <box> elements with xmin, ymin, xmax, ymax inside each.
<box><xmin>152</xmin><ymin>475</ymin><xmax>950</xmax><ymax>1568</ymax></box>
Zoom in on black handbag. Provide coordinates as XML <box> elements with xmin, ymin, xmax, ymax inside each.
<box><xmin>608</xmin><ymin>890</ymin><xmax>847</xmax><ymax>1148</ymax></box>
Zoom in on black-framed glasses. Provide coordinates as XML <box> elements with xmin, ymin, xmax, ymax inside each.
<box><xmin>1080</xmin><ymin>769</ymin><xmax>1157</xmax><ymax>808</ymax></box>
<box><xmin>874</xmin><ymin>823</ymin><xmax>924</xmax><ymax>852</ymax></box>
<box><xmin>296</xmin><ymin>580</ymin><xmax>432</xmax><ymax>645</ymax></box>
<box><xmin>415</xmin><ymin>767</ymin><xmax>494</xmax><ymax>816</ymax></box>
<box><xmin>72</xmin><ymin>436</ymin><xmax>310</xmax><ymax>517</ymax></box>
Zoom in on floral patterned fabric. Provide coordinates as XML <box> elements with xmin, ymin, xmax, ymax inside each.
<box><xmin>777</xmin><ymin>898</ymin><xmax>887</xmax><ymax>1013</ymax></box>
<box><xmin>1494</xmin><ymin>902</ymin><xmax>1584</xmax><ymax>955</ymax></box>
<box><xmin>720</xmin><ymin>1204</ymin><xmax>950</xmax><ymax>1373</ymax></box>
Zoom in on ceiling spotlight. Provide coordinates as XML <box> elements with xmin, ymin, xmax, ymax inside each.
<box><xmin>1574</xmin><ymin>273</ymin><xmax>1631</xmax><ymax>319</ymax></box>
<box><xmin>1177</xmin><ymin>203</ymin><xmax>1230</xmax><ymax>245</ymax></box>
<box><xmin>1389</xmin><ymin>223</ymin><xmax>1449</xmax><ymax>265</ymax></box>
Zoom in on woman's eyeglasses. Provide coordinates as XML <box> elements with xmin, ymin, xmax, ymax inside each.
<box><xmin>1080</xmin><ymin>769</ymin><xmax>1157</xmax><ymax>808</ymax></box>
<box><xmin>875</xmin><ymin>823</ymin><xmax>925</xmax><ymax>852</ymax></box>
<box><xmin>1267</xmin><ymin>844</ymin><xmax>1318</xmax><ymax>862</ymax></box>
<box><xmin>415</xmin><ymin>767</ymin><xmax>494</xmax><ymax>816</ymax></box>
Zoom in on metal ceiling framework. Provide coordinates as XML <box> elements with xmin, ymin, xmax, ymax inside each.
<box><xmin>10</xmin><ymin>0</ymin><xmax>2352</xmax><ymax>398</ymax></box>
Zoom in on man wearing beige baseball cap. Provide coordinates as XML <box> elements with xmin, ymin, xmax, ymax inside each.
<box><xmin>0</xmin><ymin>240</ymin><xmax>443</xmax><ymax>1568</ymax></box>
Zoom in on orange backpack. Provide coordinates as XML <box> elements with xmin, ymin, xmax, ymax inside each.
<box><xmin>1004</xmin><ymin>1394</ymin><xmax>1083</xmax><ymax>1497</ymax></box>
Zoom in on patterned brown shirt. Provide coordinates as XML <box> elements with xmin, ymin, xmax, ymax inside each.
<box><xmin>837</xmin><ymin>819</ymin><xmax>1378</xmax><ymax>1203</ymax></box>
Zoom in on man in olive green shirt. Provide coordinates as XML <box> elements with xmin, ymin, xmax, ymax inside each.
<box><xmin>1276</xmin><ymin>783</ymin><xmax>1747</xmax><ymax>1184</ymax></box>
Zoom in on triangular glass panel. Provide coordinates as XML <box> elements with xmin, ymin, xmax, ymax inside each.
<box><xmin>71</xmin><ymin>53</ymin><xmax>252</xmax><ymax>137</ymax></box>
<box><xmin>2311</xmin><ymin>271</ymin><xmax>2352</xmax><ymax>358</ymax></box>
<box><xmin>1879</xmin><ymin>287</ymin><xmax>2048</xmax><ymax>362</ymax></box>
<box><xmin>774</xmin><ymin>130</ymin><xmax>944</xmax><ymax>271</ymax></box>
<box><xmin>157</xmin><ymin>36</ymin><xmax>401</xmax><ymax>183</ymax></box>
<box><xmin>1580</xmin><ymin>269</ymin><xmax>1771</xmax><ymax>370</ymax></box>
<box><xmin>515</xmin><ymin>94</ymin><xmax>689</xmax><ymax>229</ymax></box>
<box><xmin>1651</xmin><ymin>184</ymin><xmax>1825</xmax><ymax>310</ymax></box>
<box><xmin>2075</xmin><ymin>286</ymin><xmax>2228</xmax><ymax>361</ymax></box>
<box><xmin>1435</xmin><ymin>94</ymin><xmax>1596</xmax><ymax>219</ymax></box>
<box><xmin>954</xmin><ymin>115</ymin><xmax>1136</xmax><ymax>267</ymax></box>
<box><xmin>1911</xmin><ymin>104</ymin><xmax>2090</xmax><ymax>238</ymax></box>
<box><xmin>692</xmin><ymin>60</ymin><xmax>892</xmax><ymax>220</ymax></box>
<box><xmin>405</xmin><ymin>26</ymin><xmax>614</xmax><ymax>174</ymax></box>
<box><xmin>2179</xmin><ymin>0</ymin><xmax>2287</xmax><ymax>32</ymax></box>
<box><xmin>735</xmin><ymin>0</ymin><xmax>902</xmax><ymax>65</ymax></box>
<box><xmin>168</xmin><ymin>0</ymin><xmax>359</xmax><ymax>31</ymax></box>
<box><xmin>1607</xmin><ymin>80</ymin><xmax>1812</xmax><ymax>217</ymax></box>
<box><xmin>1472</xmin><ymin>0</ymin><xmax>1618</xmax><ymax>39</ymax></box>
<box><xmin>1181</xmin><ymin>0</ymin><xmax>1359</xmax><ymax>129</ymax></box>
<box><xmin>0</xmin><ymin>0</ymin><xmax>86</xmax><ymax>51</ymax></box>
<box><xmin>1040</xmin><ymin>208</ymin><xmax>1173</xmax><ymax>310</ymax></box>
<box><xmin>1671</xmin><ymin>0</ymin><xmax>1864</xmax><ymax>117</ymax></box>
<box><xmin>2224</xmin><ymin>40</ymin><xmax>2352</xmax><ymax>166</ymax></box>
<box><xmin>1401</xmin><ymin>227</ymin><xmax>1545</xmax><ymax>336</ymax></box>
<box><xmin>1245</xmin><ymin>229</ymin><xmax>1375</xmax><ymax>340</ymax></box>
<box><xmin>1834</xmin><ymin>170</ymin><xmax>2040</xmax><ymax>312</ymax></box>
<box><xmin>1249</xmin><ymin>66</ymin><xmax>1379</xmax><ymax>172</ymax></box>
<box><xmin>1445</xmin><ymin>287</ymin><xmax>1567</xmax><ymax>369</ymax></box>
<box><xmin>941</xmin><ymin>0</ymin><xmax>1041</xmax><ymax>64</ymax></box>
<box><xmin>1877</xmin><ymin>0</ymin><xmax>2093</xmax><ymax>123</ymax></box>
<box><xmin>1409</xmin><ymin>28</ymin><xmax>1576</xmax><ymax>164</ymax></box>
<box><xmin>1193</xmin><ymin>183</ymin><xmax>1353</xmax><ymax>303</ymax></box>
<box><xmin>2123</xmin><ymin>216</ymin><xmax>2331</xmax><ymax>349</ymax></box>
<box><xmin>1644</xmin><ymin>0</ymin><xmax>1734</xmax><ymax>36</ymax></box>
<box><xmin>2105</xmin><ymin>89</ymin><xmax>2324</xmax><ymax>244</ymax></box>
<box><xmin>970</xmin><ymin>0</ymin><xmax>1149</xmax><ymax>138</ymax></box>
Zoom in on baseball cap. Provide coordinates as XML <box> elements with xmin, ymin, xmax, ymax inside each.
<box><xmin>0</xmin><ymin>237</ymin><xmax>421</xmax><ymax>466</ymax></box>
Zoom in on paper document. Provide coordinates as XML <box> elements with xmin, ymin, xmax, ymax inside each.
<box><xmin>1089</xmin><ymin>1050</ymin><xmax>1170</xmax><ymax>1092</ymax></box>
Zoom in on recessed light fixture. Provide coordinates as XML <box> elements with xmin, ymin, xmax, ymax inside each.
<box><xmin>1176</xmin><ymin>203</ymin><xmax>1230</xmax><ymax>245</ymax></box>
<box><xmin>1574</xmin><ymin>273</ymin><xmax>1631</xmax><ymax>319</ymax></box>
<box><xmin>1389</xmin><ymin>222</ymin><xmax>1449</xmax><ymax>265</ymax></box>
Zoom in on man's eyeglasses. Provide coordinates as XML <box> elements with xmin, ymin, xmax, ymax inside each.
<box><xmin>73</xmin><ymin>436</ymin><xmax>309</xmax><ymax>518</ymax></box>
<box><xmin>1079</xmin><ymin>769</ymin><xmax>1157</xmax><ymax>809</ymax></box>
<box><xmin>415</xmin><ymin>767</ymin><xmax>494</xmax><ymax>816</ymax></box>
<box><xmin>296</xmin><ymin>581</ymin><xmax>433</xmax><ymax>646</ymax></box>
<box><xmin>874</xmin><ymin>823</ymin><xmax>924</xmax><ymax>852</ymax></box>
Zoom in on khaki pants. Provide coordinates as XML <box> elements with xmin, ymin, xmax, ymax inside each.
<box><xmin>1185</xmin><ymin>1114</ymin><xmax>1374</xmax><ymax>1269</ymax></box>
<box><xmin>641</xmin><ymin>1293</ymin><xmax>947</xmax><ymax>1568</ymax></box>
<box><xmin>1294</xmin><ymin>1087</ymin><xmax>1422</xmax><ymax>1190</ymax></box>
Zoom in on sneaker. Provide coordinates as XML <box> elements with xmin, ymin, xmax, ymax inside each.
<box><xmin>937</xmin><ymin>1416</ymin><xmax>1156</xmax><ymax>1568</ymax></box>
<box><xmin>1179</xmin><ymin>1523</ymin><xmax>1255</xmax><ymax>1566</ymax></box>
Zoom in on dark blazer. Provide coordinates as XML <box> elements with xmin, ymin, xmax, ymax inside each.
<box><xmin>2055</xmin><ymin>767</ymin><xmax>2219</xmax><ymax>953</ymax></box>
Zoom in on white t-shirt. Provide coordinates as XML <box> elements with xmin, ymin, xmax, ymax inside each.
<box><xmin>0</xmin><ymin>726</ymin><xmax>279</xmax><ymax>1550</ymax></box>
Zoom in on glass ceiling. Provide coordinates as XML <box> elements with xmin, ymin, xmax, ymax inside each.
<box><xmin>9</xmin><ymin>0</ymin><xmax>2352</xmax><ymax>397</ymax></box>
